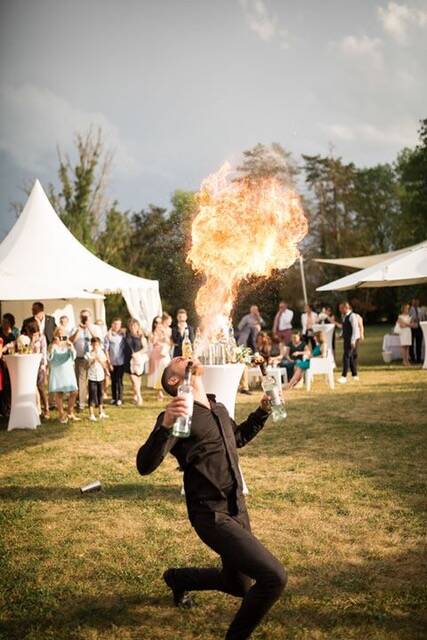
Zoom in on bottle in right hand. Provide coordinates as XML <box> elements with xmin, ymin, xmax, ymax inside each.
<box><xmin>172</xmin><ymin>362</ymin><xmax>194</xmax><ymax>438</ymax></box>
<box><xmin>260</xmin><ymin>361</ymin><xmax>287</xmax><ymax>422</ymax></box>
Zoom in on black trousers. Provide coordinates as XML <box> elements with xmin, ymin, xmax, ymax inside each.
<box><xmin>410</xmin><ymin>327</ymin><xmax>423</xmax><ymax>363</ymax></box>
<box><xmin>111</xmin><ymin>365</ymin><xmax>124</xmax><ymax>402</ymax></box>
<box><xmin>88</xmin><ymin>380</ymin><xmax>103</xmax><ymax>407</ymax></box>
<box><xmin>342</xmin><ymin>340</ymin><xmax>358</xmax><ymax>377</ymax></box>
<box><xmin>170</xmin><ymin>510</ymin><xmax>287</xmax><ymax>640</ymax></box>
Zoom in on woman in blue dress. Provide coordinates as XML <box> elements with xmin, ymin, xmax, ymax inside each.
<box><xmin>284</xmin><ymin>331</ymin><xmax>327</xmax><ymax>390</ymax></box>
<box><xmin>48</xmin><ymin>327</ymin><xmax>79</xmax><ymax>424</ymax></box>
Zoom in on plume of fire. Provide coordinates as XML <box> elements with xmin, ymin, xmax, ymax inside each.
<box><xmin>187</xmin><ymin>162</ymin><xmax>308</xmax><ymax>338</ymax></box>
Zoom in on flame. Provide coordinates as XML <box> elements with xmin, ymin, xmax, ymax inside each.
<box><xmin>187</xmin><ymin>162</ymin><xmax>308</xmax><ymax>337</ymax></box>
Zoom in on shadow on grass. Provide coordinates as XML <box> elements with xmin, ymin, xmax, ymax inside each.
<box><xmin>0</xmin><ymin>419</ymin><xmax>69</xmax><ymax>456</ymax></box>
<box><xmin>0</xmin><ymin>482</ymin><xmax>183</xmax><ymax>503</ymax></box>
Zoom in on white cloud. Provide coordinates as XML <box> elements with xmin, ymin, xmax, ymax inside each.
<box><xmin>320</xmin><ymin>119</ymin><xmax>419</xmax><ymax>148</ymax></box>
<box><xmin>0</xmin><ymin>84</ymin><xmax>138</xmax><ymax>176</ymax></box>
<box><xmin>239</xmin><ymin>0</ymin><xmax>277</xmax><ymax>41</ymax></box>
<box><xmin>377</xmin><ymin>2</ymin><xmax>427</xmax><ymax>44</ymax></box>
<box><xmin>337</xmin><ymin>35</ymin><xmax>384</xmax><ymax>70</ymax></box>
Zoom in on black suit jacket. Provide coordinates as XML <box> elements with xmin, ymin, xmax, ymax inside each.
<box><xmin>22</xmin><ymin>315</ymin><xmax>57</xmax><ymax>344</ymax></box>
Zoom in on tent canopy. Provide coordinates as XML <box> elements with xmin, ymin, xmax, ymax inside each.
<box><xmin>317</xmin><ymin>241</ymin><xmax>427</xmax><ymax>291</ymax></box>
<box><xmin>0</xmin><ymin>180</ymin><xmax>162</xmax><ymax>328</ymax></box>
<box><xmin>314</xmin><ymin>241</ymin><xmax>426</xmax><ymax>270</ymax></box>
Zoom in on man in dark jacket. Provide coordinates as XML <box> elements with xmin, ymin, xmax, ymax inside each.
<box><xmin>22</xmin><ymin>301</ymin><xmax>56</xmax><ymax>345</ymax></box>
<box><xmin>136</xmin><ymin>357</ymin><xmax>287</xmax><ymax>640</ymax></box>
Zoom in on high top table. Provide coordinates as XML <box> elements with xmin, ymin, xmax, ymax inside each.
<box><xmin>421</xmin><ymin>322</ymin><xmax>427</xmax><ymax>369</ymax></box>
<box><xmin>4</xmin><ymin>353</ymin><xmax>42</xmax><ymax>431</ymax></box>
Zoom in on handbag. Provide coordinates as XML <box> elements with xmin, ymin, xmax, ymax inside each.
<box><xmin>130</xmin><ymin>350</ymin><xmax>148</xmax><ymax>376</ymax></box>
<box><xmin>393</xmin><ymin>322</ymin><xmax>401</xmax><ymax>335</ymax></box>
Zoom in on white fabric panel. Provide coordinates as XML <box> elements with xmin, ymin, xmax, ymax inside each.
<box><xmin>122</xmin><ymin>285</ymin><xmax>162</xmax><ymax>332</ymax></box>
<box><xmin>314</xmin><ymin>240</ymin><xmax>426</xmax><ymax>269</ymax></box>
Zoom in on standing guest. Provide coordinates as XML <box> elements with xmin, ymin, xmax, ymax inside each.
<box><xmin>238</xmin><ymin>305</ymin><xmax>265</xmax><ymax>351</ymax></box>
<box><xmin>409</xmin><ymin>298</ymin><xmax>425</xmax><ymax>364</ymax></box>
<box><xmin>148</xmin><ymin>312</ymin><xmax>172</xmax><ymax>399</ymax></box>
<box><xmin>22</xmin><ymin>319</ymin><xmax>49</xmax><ymax>418</ymax></box>
<box><xmin>137</xmin><ymin>358</ymin><xmax>286</xmax><ymax>639</ymax></box>
<box><xmin>104</xmin><ymin>318</ymin><xmax>126</xmax><ymax>406</ymax></box>
<box><xmin>70</xmin><ymin>309</ymin><xmax>101</xmax><ymax>411</ymax></box>
<box><xmin>172</xmin><ymin>309</ymin><xmax>194</xmax><ymax>358</ymax></box>
<box><xmin>22</xmin><ymin>302</ymin><xmax>56</xmax><ymax>345</ymax></box>
<box><xmin>338</xmin><ymin>302</ymin><xmax>360</xmax><ymax>384</ymax></box>
<box><xmin>397</xmin><ymin>304</ymin><xmax>414</xmax><ymax>367</ymax></box>
<box><xmin>48</xmin><ymin>327</ymin><xmax>79</xmax><ymax>424</ymax></box>
<box><xmin>59</xmin><ymin>315</ymin><xmax>74</xmax><ymax>338</ymax></box>
<box><xmin>3</xmin><ymin>313</ymin><xmax>19</xmax><ymax>339</ymax></box>
<box><xmin>147</xmin><ymin>316</ymin><xmax>162</xmax><ymax>388</ymax></box>
<box><xmin>95</xmin><ymin>318</ymin><xmax>110</xmax><ymax>397</ymax></box>
<box><xmin>85</xmin><ymin>337</ymin><xmax>109</xmax><ymax>421</ymax></box>
<box><xmin>301</xmin><ymin>303</ymin><xmax>318</xmax><ymax>348</ymax></box>
<box><xmin>272</xmin><ymin>301</ymin><xmax>294</xmax><ymax>346</ymax></box>
<box><xmin>124</xmin><ymin>318</ymin><xmax>148</xmax><ymax>406</ymax></box>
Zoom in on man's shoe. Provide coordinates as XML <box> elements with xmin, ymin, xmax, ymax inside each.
<box><xmin>338</xmin><ymin>376</ymin><xmax>347</xmax><ymax>384</ymax></box>
<box><xmin>163</xmin><ymin>569</ymin><xmax>194</xmax><ymax>608</ymax></box>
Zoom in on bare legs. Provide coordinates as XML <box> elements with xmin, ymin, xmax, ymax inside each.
<box><xmin>401</xmin><ymin>345</ymin><xmax>410</xmax><ymax>366</ymax></box>
<box><xmin>130</xmin><ymin>374</ymin><xmax>143</xmax><ymax>405</ymax></box>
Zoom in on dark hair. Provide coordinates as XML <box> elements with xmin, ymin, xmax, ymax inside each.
<box><xmin>32</xmin><ymin>302</ymin><xmax>44</xmax><ymax>313</ymax></box>
<box><xmin>161</xmin><ymin>364</ymin><xmax>179</xmax><ymax>397</ymax></box>
<box><xmin>176</xmin><ymin>308</ymin><xmax>187</xmax><ymax>315</ymax></box>
<box><xmin>152</xmin><ymin>316</ymin><xmax>161</xmax><ymax>332</ymax></box>
<box><xmin>111</xmin><ymin>317</ymin><xmax>122</xmax><ymax>323</ymax></box>
<box><xmin>3</xmin><ymin>313</ymin><xmax>15</xmax><ymax>327</ymax></box>
<box><xmin>23</xmin><ymin>319</ymin><xmax>39</xmax><ymax>337</ymax></box>
<box><xmin>90</xmin><ymin>337</ymin><xmax>101</xmax><ymax>345</ymax></box>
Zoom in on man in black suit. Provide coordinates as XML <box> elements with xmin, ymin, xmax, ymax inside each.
<box><xmin>22</xmin><ymin>301</ymin><xmax>56</xmax><ymax>345</ymax></box>
<box><xmin>136</xmin><ymin>357</ymin><xmax>287</xmax><ymax>640</ymax></box>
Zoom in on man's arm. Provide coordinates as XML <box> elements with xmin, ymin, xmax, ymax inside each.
<box><xmin>136</xmin><ymin>413</ymin><xmax>177</xmax><ymax>475</ymax></box>
<box><xmin>232</xmin><ymin>401</ymin><xmax>271</xmax><ymax>448</ymax></box>
<box><xmin>136</xmin><ymin>396</ymin><xmax>189</xmax><ymax>474</ymax></box>
<box><xmin>350</xmin><ymin>313</ymin><xmax>358</xmax><ymax>345</ymax></box>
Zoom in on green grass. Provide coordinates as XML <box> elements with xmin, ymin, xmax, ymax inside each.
<box><xmin>1</xmin><ymin>326</ymin><xmax>426</xmax><ymax>640</ymax></box>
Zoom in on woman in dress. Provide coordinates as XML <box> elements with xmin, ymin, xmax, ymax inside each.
<box><xmin>147</xmin><ymin>316</ymin><xmax>162</xmax><ymax>389</ymax></box>
<box><xmin>22</xmin><ymin>319</ymin><xmax>49</xmax><ymax>419</ymax></box>
<box><xmin>285</xmin><ymin>331</ymin><xmax>327</xmax><ymax>390</ymax></box>
<box><xmin>124</xmin><ymin>318</ymin><xmax>148</xmax><ymax>406</ymax></box>
<box><xmin>397</xmin><ymin>303</ymin><xmax>413</xmax><ymax>366</ymax></box>
<box><xmin>48</xmin><ymin>327</ymin><xmax>79</xmax><ymax>423</ymax></box>
<box><xmin>148</xmin><ymin>312</ymin><xmax>172</xmax><ymax>400</ymax></box>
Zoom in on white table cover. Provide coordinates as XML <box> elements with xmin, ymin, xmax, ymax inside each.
<box><xmin>312</xmin><ymin>323</ymin><xmax>336</xmax><ymax>366</ymax></box>
<box><xmin>420</xmin><ymin>322</ymin><xmax>427</xmax><ymax>369</ymax></box>
<box><xmin>4</xmin><ymin>353</ymin><xmax>42</xmax><ymax>431</ymax></box>
<box><xmin>382</xmin><ymin>334</ymin><xmax>401</xmax><ymax>360</ymax></box>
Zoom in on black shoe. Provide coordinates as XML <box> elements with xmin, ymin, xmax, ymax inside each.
<box><xmin>163</xmin><ymin>569</ymin><xmax>194</xmax><ymax>608</ymax></box>
<box><xmin>239</xmin><ymin>389</ymin><xmax>252</xmax><ymax>395</ymax></box>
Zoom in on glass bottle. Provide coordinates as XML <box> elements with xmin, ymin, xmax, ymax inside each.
<box><xmin>260</xmin><ymin>362</ymin><xmax>287</xmax><ymax>422</ymax></box>
<box><xmin>172</xmin><ymin>362</ymin><xmax>194</xmax><ymax>438</ymax></box>
<box><xmin>182</xmin><ymin>327</ymin><xmax>193</xmax><ymax>359</ymax></box>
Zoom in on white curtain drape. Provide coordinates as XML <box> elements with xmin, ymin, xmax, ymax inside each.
<box><xmin>122</xmin><ymin>286</ymin><xmax>162</xmax><ymax>332</ymax></box>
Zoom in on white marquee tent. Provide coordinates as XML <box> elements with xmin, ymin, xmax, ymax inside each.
<box><xmin>315</xmin><ymin>240</ymin><xmax>427</xmax><ymax>270</ymax></box>
<box><xmin>316</xmin><ymin>241</ymin><xmax>427</xmax><ymax>291</ymax></box>
<box><xmin>0</xmin><ymin>180</ymin><xmax>162</xmax><ymax>328</ymax></box>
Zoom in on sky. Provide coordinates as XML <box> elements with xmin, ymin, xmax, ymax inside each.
<box><xmin>0</xmin><ymin>0</ymin><xmax>426</xmax><ymax>239</ymax></box>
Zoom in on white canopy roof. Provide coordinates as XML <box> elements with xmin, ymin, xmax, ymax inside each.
<box><xmin>0</xmin><ymin>180</ymin><xmax>162</xmax><ymax>328</ymax></box>
<box><xmin>317</xmin><ymin>241</ymin><xmax>427</xmax><ymax>291</ymax></box>
<box><xmin>314</xmin><ymin>241</ymin><xmax>426</xmax><ymax>270</ymax></box>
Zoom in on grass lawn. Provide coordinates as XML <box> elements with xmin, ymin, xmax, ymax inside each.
<box><xmin>1</xmin><ymin>326</ymin><xmax>426</xmax><ymax>640</ymax></box>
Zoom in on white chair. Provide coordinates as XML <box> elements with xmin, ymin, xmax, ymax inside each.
<box><xmin>305</xmin><ymin>352</ymin><xmax>335</xmax><ymax>391</ymax></box>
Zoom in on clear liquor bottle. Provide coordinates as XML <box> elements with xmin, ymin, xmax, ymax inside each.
<box><xmin>260</xmin><ymin>362</ymin><xmax>287</xmax><ymax>422</ymax></box>
<box><xmin>172</xmin><ymin>362</ymin><xmax>194</xmax><ymax>438</ymax></box>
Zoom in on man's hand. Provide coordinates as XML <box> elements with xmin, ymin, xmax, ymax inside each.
<box><xmin>351</xmin><ymin>341</ymin><xmax>356</xmax><ymax>349</ymax></box>
<box><xmin>260</xmin><ymin>394</ymin><xmax>272</xmax><ymax>413</ymax></box>
<box><xmin>162</xmin><ymin>396</ymin><xmax>190</xmax><ymax>428</ymax></box>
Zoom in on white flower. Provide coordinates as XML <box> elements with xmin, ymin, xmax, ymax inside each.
<box><xmin>17</xmin><ymin>335</ymin><xmax>31</xmax><ymax>348</ymax></box>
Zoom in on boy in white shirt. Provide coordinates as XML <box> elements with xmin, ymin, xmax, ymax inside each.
<box><xmin>85</xmin><ymin>337</ymin><xmax>110</xmax><ymax>421</ymax></box>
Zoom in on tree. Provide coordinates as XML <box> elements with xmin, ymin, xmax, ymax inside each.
<box><xmin>235</xmin><ymin>142</ymin><xmax>299</xmax><ymax>188</ymax></box>
<box><xmin>393</xmin><ymin>118</ymin><xmax>427</xmax><ymax>248</ymax></box>
<box><xmin>48</xmin><ymin>127</ymin><xmax>113</xmax><ymax>251</ymax></box>
<box><xmin>96</xmin><ymin>202</ymin><xmax>132</xmax><ymax>271</ymax></box>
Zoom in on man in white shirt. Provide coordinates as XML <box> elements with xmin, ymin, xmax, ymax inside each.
<box><xmin>70</xmin><ymin>309</ymin><xmax>102</xmax><ymax>410</ymax></box>
<box><xmin>273</xmin><ymin>301</ymin><xmax>294</xmax><ymax>346</ymax></box>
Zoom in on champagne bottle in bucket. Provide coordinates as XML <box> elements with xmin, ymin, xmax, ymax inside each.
<box><xmin>172</xmin><ymin>362</ymin><xmax>193</xmax><ymax>438</ymax></box>
<box><xmin>260</xmin><ymin>362</ymin><xmax>287</xmax><ymax>422</ymax></box>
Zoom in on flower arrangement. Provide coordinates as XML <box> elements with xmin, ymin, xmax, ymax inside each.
<box><xmin>16</xmin><ymin>335</ymin><xmax>32</xmax><ymax>355</ymax></box>
<box><xmin>233</xmin><ymin>345</ymin><xmax>253</xmax><ymax>365</ymax></box>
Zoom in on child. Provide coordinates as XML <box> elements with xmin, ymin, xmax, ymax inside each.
<box><xmin>85</xmin><ymin>337</ymin><xmax>109</xmax><ymax>421</ymax></box>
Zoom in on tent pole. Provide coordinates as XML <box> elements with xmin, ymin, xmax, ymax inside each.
<box><xmin>299</xmin><ymin>255</ymin><xmax>308</xmax><ymax>305</ymax></box>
